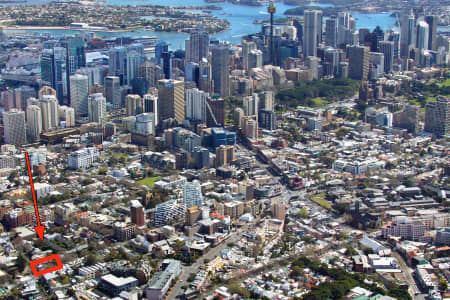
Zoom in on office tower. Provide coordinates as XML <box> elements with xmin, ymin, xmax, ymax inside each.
<box><xmin>39</xmin><ymin>95</ymin><xmax>59</xmax><ymax>131</ymax></box>
<box><xmin>400</xmin><ymin>13</ymin><xmax>416</xmax><ymax>58</ymax></box>
<box><xmin>185</xmin><ymin>29</ymin><xmax>210</xmax><ymax>63</ymax></box>
<box><xmin>306</xmin><ymin>56</ymin><xmax>320</xmax><ymax>80</ymax></box>
<box><xmin>58</xmin><ymin>106</ymin><xmax>75</xmax><ymax>127</ymax></box>
<box><xmin>198</xmin><ymin>58</ymin><xmax>213</xmax><ymax>93</ymax></box>
<box><xmin>135</xmin><ymin>113</ymin><xmax>155</xmax><ymax>136</ymax></box>
<box><xmin>70</xmin><ymin>74</ymin><xmax>89</xmax><ymax>118</ymax></box>
<box><xmin>192</xmin><ymin>147</ymin><xmax>210</xmax><ymax>169</ymax></box>
<box><xmin>186</xmin><ymin>88</ymin><xmax>208</xmax><ymax>123</ymax></box>
<box><xmin>379</xmin><ymin>41</ymin><xmax>394</xmax><ymax>73</ymax></box>
<box><xmin>109</xmin><ymin>46</ymin><xmax>127</xmax><ymax>84</ymax></box>
<box><xmin>143</xmin><ymin>94</ymin><xmax>158</xmax><ymax>127</ymax></box>
<box><xmin>157</xmin><ymin>79</ymin><xmax>185</xmax><ymax>123</ymax></box>
<box><xmin>207</xmin><ymin>97</ymin><xmax>225</xmax><ymax>127</ymax></box>
<box><xmin>104</xmin><ymin>76</ymin><xmax>121</xmax><ymax>109</ymax></box>
<box><xmin>162</xmin><ymin>51</ymin><xmax>173</xmax><ymax>79</ymax></box>
<box><xmin>233</xmin><ymin>107</ymin><xmax>244</xmax><ymax>127</ymax></box>
<box><xmin>268</xmin><ymin>0</ymin><xmax>276</xmax><ymax>64</ymax></box>
<box><xmin>348</xmin><ymin>45</ymin><xmax>369</xmax><ymax>80</ymax></box>
<box><xmin>388</xmin><ymin>32</ymin><xmax>400</xmax><ymax>59</ymax></box>
<box><xmin>126</xmin><ymin>94</ymin><xmax>143</xmax><ymax>116</ymax></box>
<box><xmin>211</xmin><ymin>44</ymin><xmax>230</xmax><ymax>97</ymax></box>
<box><xmin>303</xmin><ymin>10</ymin><xmax>322</xmax><ymax>57</ymax></box>
<box><xmin>3</xmin><ymin>109</ymin><xmax>26</xmax><ymax>145</ymax></box>
<box><xmin>425</xmin><ymin>15</ymin><xmax>438</xmax><ymax>51</ymax></box>
<box><xmin>130</xmin><ymin>200</ymin><xmax>145</xmax><ymax>227</ymax></box>
<box><xmin>425</xmin><ymin>97</ymin><xmax>450</xmax><ymax>138</ymax></box>
<box><xmin>139</xmin><ymin>61</ymin><xmax>163</xmax><ymax>88</ymax></box>
<box><xmin>155</xmin><ymin>41</ymin><xmax>169</xmax><ymax>65</ymax></box>
<box><xmin>324</xmin><ymin>47</ymin><xmax>340</xmax><ymax>76</ymax></box>
<box><xmin>64</xmin><ymin>37</ymin><xmax>86</xmax><ymax>103</ymax></box>
<box><xmin>126</xmin><ymin>50</ymin><xmax>142</xmax><ymax>86</ymax></box>
<box><xmin>248</xmin><ymin>49</ymin><xmax>263</xmax><ymax>69</ymax></box>
<box><xmin>243</xmin><ymin>93</ymin><xmax>259</xmax><ymax>117</ymax></box>
<box><xmin>88</xmin><ymin>93</ymin><xmax>106</xmax><ymax>125</ymax></box>
<box><xmin>40</xmin><ymin>47</ymin><xmax>65</xmax><ymax>103</ymax></box>
<box><xmin>183</xmin><ymin>181</ymin><xmax>203</xmax><ymax>209</ymax></box>
<box><xmin>393</xmin><ymin>104</ymin><xmax>420</xmax><ymax>134</ymax></box>
<box><xmin>216</xmin><ymin>145</ymin><xmax>234</xmax><ymax>167</ymax></box>
<box><xmin>26</xmin><ymin>105</ymin><xmax>42</xmax><ymax>142</ymax></box>
<box><xmin>242</xmin><ymin>40</ymin><xmax>257</xmax><ymax>71</ymax></box>
<box><xmin>416</xmin><ymin>21</ymin><xmax>429</xmax><ymax>50</ymax></box>
<box><xmin>369</xmin><ymin>52</ymin><xmax>384</xmax><ymax>79</ymax></box>
<box><xmin>337</xmin><ymin>12</ymin><xmax>350</xmax><ymax>46</ymax></box>
<box><xmin>185</xmin><ymin>62</ymin><xmax>199</xmax><ymax>83</ymax></box>
<box><xmin>325</xmin><ymin>18</ymin><xmax>337</xmax><ymax>48</ymax></box>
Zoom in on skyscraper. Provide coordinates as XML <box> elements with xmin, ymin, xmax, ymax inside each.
<box><xmin>425</xmin><ymin>97</ymin><xmax>450</xmax><ymax>138</ymax></box>
<box><xmin>425</xmin><ymin>15</ymin><xmax>438</xmax><ymax>51</ymax></box>
<box><xmin>126</xmin><ymin>94</ymin><xmax>143</xmax><ymax>116</ymax></box>
<box><xmin>3</xmin><ymin>109</ymin><xmax>27</xmax><ymax>145</ymax></box>
<box><xmin>248</xmin><ymin>49</ymin><xmax>263</xmax><ymax>69</ymax></box>
<box><xmin>70</xmin><ymin>74</ymin><xmax>89</xmax><ymax>118</ymax></box>
<box><xmin>416</xmin><ymin>21</ymin><xmax>429</xmax><ymax>50</ymax></box>
<box><xmin>157</xmin><ymin>79</ymin><xmax>185</xmax><ymax>123</ymax></box>
<box><xmin>88</xmin><ymin>93</ymin><xmax>107</xmax><ymax>125</ymax></box>
<box><xmin>183</xmin><ymin>180</ymin><xmax>203</xmax><ymax>209</ymax></box>
<box><xmin>268</xmin><ymin>0</ymin><xmax>276</xmax><ymax>64</ymax></box>
<box><xmin>26</xmin><ymin>105</ymin><xmax>42</xmax><ymax>142</ymax></box>
<box><xmin>126</xmin><ymin>50</ymin><xmax>142</xmax><ymax>86</ymax></box>
<box><xmin>243</xmin><ymin>93</ymin><xmax>259</xmax><ymax>117</ymax></box>
<box><xmin>154</xmin><ymin>41</ymin><xmax>169</xmax><ymax>65</ymax></box>
<box><xmin>325</xmin><ymin>17</ymin><xmax>338</xmax><ymax>48</ymax></box>
<box><xmin>400</xmin><ymin>13</ymin><xmax>415</xmax><ymax>58</ymax></box>
<box><xmin>199</xmin><ymin>58</ymin><xmax>213</xmax><ymax>93</ymax></box>
<box><xmin>242</xmin><ymin>40</ymin><xmax>257</xmax><ymax>71</ymax></box>
<box><xmin>58</xmin><ymin>106</ymin><xmax>75</xmax><ymax>127</ymax></box>
<box><xmin>303</xmin><ymin>10</ymin><xmax>322</xmax><ymax>57</ymax></box>
<box><xmin>207</xmin><ymin>97</ymin><xmax>225</xmax><ymax>127</ymax></box>
<box><xmin>379</xmin><ymin>41</ymin><xmax>394</xmax><ymax>73</ymax></box>
<box><xmin>143</xmin><ymin>94</ymin><xmax>158</xmax><ymax>127</ymax></box>
<box><xmin>40</xmin><ymin>47</ymin><xmax>65</xmax><ymax>103</ymax></box>
<box><xmin>39</xmin><ymin>95</ymin><xmax>59</xmax><ymax>131</ymax></box>
<box><xmin>64</xmin><ymin>37</ymin><xmax>86</xmax><ymax>104</ymax></box>
<box><xmin>162</xmin><ymin>51</ymin><xmax>173</xmax><ymax>79</ymax></box>
<box><xmin>186</xmin><ymin>88</ymin><xmax>209</xmax><ymax>123</ymax></box>
<box><xmin>105</xmin><ymin>76</ymin><xmax>121</xmax><ymax>109</ymax></box>
<box><xmin>14</xmin><ymin>86</ymin><xmax>36</xmax><ymax>111</ymax></box>
<box><xmin>348</xmin><ymin>45</ymin><xmax>369</xmax><ymax>80</ymax></box>
<box><xmin>185</xmin><ymin>29</ymin><xmax>210</xmax><ymax>63</ymax></box>
<box><xmin>211</xmin><ymin>44</ymin><xmax>230</xmax><ymax>97</ymax></box>
<box><xmin>109</xmin><ymin>46</ymin><xmax>127</xmax><ymax>84</ymax></box>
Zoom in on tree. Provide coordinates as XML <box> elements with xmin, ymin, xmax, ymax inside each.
<box><xmin>16</xmin><ymin>253</ymin><xmax>27</xmax><ymax>272</ymax></box>
<box><xmin>439</xmin><ymin>278</ymin><xmax>448</xmax><ymax>291</ymax></box>
<box><xmin>86</xmin><ymin>254</ymin><xmax>98</xmax><ymax>266</ymax></box>
<box><xmin>298</xmin><ymin>207</ymin><xmax>309</xmax><ymax>218</ymax></box>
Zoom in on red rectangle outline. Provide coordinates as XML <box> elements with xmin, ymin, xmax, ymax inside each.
<box><xmin>29</xmin><ymin>254</ymin><xmax>63</xmax><ymax>277</ymax></box>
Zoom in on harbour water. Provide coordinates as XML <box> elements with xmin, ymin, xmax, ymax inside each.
<box><xmin>3</xmin><ymin>0</ymin><xmax>397</xmax><ymax>49</ymax></box>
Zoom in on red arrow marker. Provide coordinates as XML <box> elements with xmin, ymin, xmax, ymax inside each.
<box><xmin>25</xmin><ymin>152</ymin><xmax>45</xmax><ymax>241</ymax></box>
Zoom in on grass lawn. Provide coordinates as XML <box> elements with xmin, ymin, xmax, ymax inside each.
<box><xmin>137</xmin><ymin>176</ymin><xmax>162</xmax><ymax>188</ymax></box>
<box><xmin>439</xmin><ymin>78</ymin><xmax>450</xmax><ymax>87</ymax></box>
<box><xmin>311</xmin><ymin>97</ymin><xmax>328</xmax><ymax>107</ymax></box>
<box><xmin>310</xmin><ymin>192</ymin><xmax>332</xmax><ymax>210</ymax></box>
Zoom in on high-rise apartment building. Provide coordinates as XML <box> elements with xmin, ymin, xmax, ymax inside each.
<box><xmin>211</xmin><ymin>44</ymin><xmax>230</xmax><ymax>97</ymax></box>
<box><xmin>126</xmin><ymin>94</ymin><xmax>143</xmax><ymax>116</ymax></box>
<box><xmin>88</xmin><ymin>93</ymin><xmax>107</xmax><ymax>125</ymax></box>
<box><xmin>26</xmin><ymin>105</ymin><xmax>42</xmax><ymax>142</ymax></box>
<box><xmin>243</xmin><ymin>93</ymin><xmax>259</xmax><ymax>117</ymax></box>
<box><xmin>39</xmin><ymin>95</ymin><xmax>59</xmax><ymax>131</ymax></box>
<box><xmin>130</xmin><ymin>200</ymin><xmax>145</xmax><ymax>227</ymax></box>
<box><xmin>70</xmin><ymin>74</ymin><xmax>89</xmax><ymax>118</ymax></box>
<box><xmin>183</xmin><ymin>180</ymin><xmax>203</xmax><ymax>209</ymax></box>
<box><xmin>425</xmin><ymin>97</ymin><xmax>450</xmax><ymax>138</ymax></box>
<box><xmin>3</xmin><ymin>109</ymin><xmax>27</xmax><ymax>145</ymax></box>
<box><xmin>58</xmin><ymin>106</ymin><xmax>75</xmax><ymax>127</ymax></box>
<box><xmin>185</xmin><ymin>88</ymin><xmax>209</xmax><ymax>123</ymax></box>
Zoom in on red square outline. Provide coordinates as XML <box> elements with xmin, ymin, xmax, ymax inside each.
<box><xmin>29</xmin><ymin>254</ymin><xmax>64</xmax><ymax>277</ymax></box>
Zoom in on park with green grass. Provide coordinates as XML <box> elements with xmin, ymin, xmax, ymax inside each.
<box><xmin>137</xmin><ymin>176</ymin><xmax>162</xmax><ymax>188</ymax></box>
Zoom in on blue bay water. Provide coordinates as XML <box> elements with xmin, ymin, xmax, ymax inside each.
<box><xmin>4</xmin><ymin>0</ymin><xmax>397</xmax><ymax>49</ymax></box>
